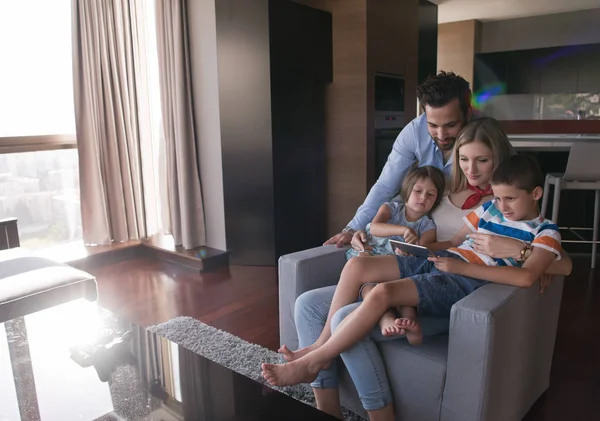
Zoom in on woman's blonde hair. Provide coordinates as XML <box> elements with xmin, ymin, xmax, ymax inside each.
<box><xmin>400</xmin><ymin>165</ymin><xmax>446</xmax><ymax>212</ymax></box>
<box><xmin>450</xmin><ymin>117</ymin><xmax>512</xmax><ymax>193</ymax></box>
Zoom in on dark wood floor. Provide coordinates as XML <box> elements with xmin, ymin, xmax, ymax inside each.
<box><xmin>89</xmin><ymin>254</ymin><xmax>599</xmax><ymax>421</ymax></box>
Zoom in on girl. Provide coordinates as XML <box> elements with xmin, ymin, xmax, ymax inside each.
<box><xmin>345</xmin><ymin>165</ymin><xmax>445</xmax><ymax>339</ymax></box>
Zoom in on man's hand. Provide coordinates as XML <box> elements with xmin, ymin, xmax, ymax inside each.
<box><xmin>428</xmin><ymin>256</ymin><xmax>467</xmax><ymax>274</ymax></box>
<box><xmin>539</xmin><ymin>273</ymin><xmax>552</xmax><ymax>294</ymax></box>
<box><xmin>403</xmin><ymin>228</ymin><xmax>418</xmax><ymax>244</ymax></box>
<box><xmin>324</xmin><ymin>231</ymin><xmax>353</xmax><ymax>248</ymax></box>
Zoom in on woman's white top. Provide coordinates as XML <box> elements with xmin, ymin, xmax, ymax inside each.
<box><xmin>431</xmin><ymin>196</ymin><xmax>470</xmax><ymax>242</ymax></box>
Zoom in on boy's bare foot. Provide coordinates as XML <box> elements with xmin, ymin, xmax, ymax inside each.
<box><xmin>395</xmin><ymin>318</ymin><xmax>423</xmax><ymax>345</ymax></box>
<box><xmin>261</xmin><ymin>356</ymin><xmax>330</xmax><ymax>387</ymax></box>
<box><xmin>278</xmin><ymin>343</ymin><xmax>318</xmax><ymax>362</ymax></box>
<box><xmin>379</xmin><ymin>312</ymin><xmax>406</xmax><ymax>337</ymax></box>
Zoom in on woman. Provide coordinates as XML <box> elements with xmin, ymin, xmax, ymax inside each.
<box><xmin>278</xmin><ymin>118</ymin><xmax>571</xmax><ymax>420</ymax></box>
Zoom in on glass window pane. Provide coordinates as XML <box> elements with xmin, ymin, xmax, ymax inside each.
<box><xmin>0</xmin><ymin>0</ymin><xmax>75</xmax><ymax>137</ymax></box>
<box><xmin>0</xmin><ymin>149</ymin><xmax>82</xmax><ymax>249</ymax></box>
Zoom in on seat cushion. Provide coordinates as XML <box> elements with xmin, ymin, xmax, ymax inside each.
<box><xmin>381</xmin><ymin>335</ymin><xmax>449</xmax><ymax>421</ymax></box>
<box><xmin>0</xmin><ymin>248</ymin><xmax>96</xmax><ymax>305</ymax></box>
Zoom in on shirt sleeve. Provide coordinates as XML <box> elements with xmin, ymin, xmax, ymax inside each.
<box><xmin>347</xmin><ymin>124</ymin><xmax>417</xmax><ymax>231</ymax></box>
<box><xmin>532</xmin><ymin>225</ymin><xmax>562</xmax><ymax>260</ymax></box>
<box><xmin>419</xmin><ymin>217</ymin><xmax>437</xmax><ymax>236</ymax></box>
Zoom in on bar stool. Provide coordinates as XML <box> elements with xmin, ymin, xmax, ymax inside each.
<box><xmin>541</xmin><ymin>143</ymin><xmax>600</xmax><ymax>268</ymax></box>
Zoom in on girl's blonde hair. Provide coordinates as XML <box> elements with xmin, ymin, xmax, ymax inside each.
<box><xmin>450</xmin><ymin>117</ymin><xmax>512</xmax><ymax>193</ymax></box>
<box><xmin>400</xmin><ymin>165</ymin><xmax>445</xmax><ymax>212</ymax></box>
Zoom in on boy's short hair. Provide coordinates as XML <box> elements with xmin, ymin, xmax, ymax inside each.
<box><xmin>491</xmin><ymin>154</ymin><xmax>544</xmax><ymax>192</ymax></box>
<box><xmin>401</xmin><ymin>165</ymin><xmax>446</xmax><ymax>211</ymax></box>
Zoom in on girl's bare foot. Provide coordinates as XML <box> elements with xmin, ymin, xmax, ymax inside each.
<box><xmin>379</xmin><ymin>311</ymin><xmax>406</xmax><ymax>337</ymax></box>
<box><xmin>261</xmin><ymin>356</ymin><xmax>330</xmax><ymax>387</ymax></box>
<box><xmin>395</xmin><ymin>318</ymin><xmax>423</xmax><ymax>345</ymax></box>
<box><xmin>278</xmin><ymin>343</ymin><xmax>319</xmax><ymax>362</ymax></box>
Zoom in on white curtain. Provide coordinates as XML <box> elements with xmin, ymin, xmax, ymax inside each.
<box><xmin>72</xmin><ymin>0</ymin><xmax>165</xmax><ymax>244</ymax></box>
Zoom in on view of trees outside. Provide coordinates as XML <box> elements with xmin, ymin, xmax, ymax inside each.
<box><xmin>0</xmin><ymin>149</ymin><xmax>82</xmax><ymax>249</ymax></box>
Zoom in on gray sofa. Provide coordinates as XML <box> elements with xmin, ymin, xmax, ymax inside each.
<box><xmin>279</xmin><ymin>245</ymin><xmax>564</xmax><ymax>421</ymax></box>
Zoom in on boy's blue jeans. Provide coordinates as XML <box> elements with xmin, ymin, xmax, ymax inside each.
<box><xmin>294</xmin><ymin>285</ymin><xmax>449</xmax><ymax>411</ymax></box>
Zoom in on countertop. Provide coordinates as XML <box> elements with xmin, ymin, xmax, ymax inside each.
<box><xmin>508</xmin><ymin>133</ymin><xmax>600</xmax><ymax>150</ymax></box>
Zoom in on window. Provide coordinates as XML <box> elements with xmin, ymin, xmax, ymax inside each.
<box><xmin>0</xmin><ymin>0</ymin><xmax>81</xmax><ymax>250</ymax></box>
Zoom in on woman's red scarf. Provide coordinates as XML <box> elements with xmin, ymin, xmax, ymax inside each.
<box><xmin>462</xmin><ymin>184</ymin><xmax>492</xmax><ymax>210</ymax></box>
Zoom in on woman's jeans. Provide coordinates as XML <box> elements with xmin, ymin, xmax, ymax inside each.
<box><xmin>295</xmin><ymin>285</ymin><xmax>399</xmax><ymax>411</ymax></box>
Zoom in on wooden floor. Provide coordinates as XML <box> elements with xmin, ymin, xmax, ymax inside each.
<box><xmin>89</xmin><ymin>254</ymin><xmax>599</xmax><ymax>421</ymax></box>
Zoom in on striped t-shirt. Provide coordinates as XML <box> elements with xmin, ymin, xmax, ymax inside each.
<box><xmin>448</xmin><ymin>200</ymin><xmax>562</xmax><ymax>267</ymax></box>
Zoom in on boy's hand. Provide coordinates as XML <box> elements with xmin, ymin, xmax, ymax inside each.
<box><xmin>428</xmin><ymin>257</ymin><xmax>467</xmax><ymax>274</ymax></box>
<box><xmin>539</xmin><ymin>274</ymin><xmax>552</xmax><ymax>294</ymax></box>
<box><xmin>403</xmin><ymin>228</ymin><xmax>418</xmax><ymax>244</ymax></box>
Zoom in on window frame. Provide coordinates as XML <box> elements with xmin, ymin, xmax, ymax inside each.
<box><xmin>0</xmin><ymin>134</ymin><xmax>76</xmax><ymax>154</ymax></box>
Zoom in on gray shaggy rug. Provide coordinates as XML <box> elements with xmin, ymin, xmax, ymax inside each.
<box><xmin>148</xmin><ymin>316</ymin><xmax>367</xmax><ymax>421</ymax></box>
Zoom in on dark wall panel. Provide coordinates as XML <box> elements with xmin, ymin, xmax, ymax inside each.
<box><xmin>216</xmin><ymin>0</ymin><xmax>331</xmax><ymax>265</ymax></box>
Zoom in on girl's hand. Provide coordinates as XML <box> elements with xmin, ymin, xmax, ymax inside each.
<box><xmin>428</xmin><ymin>257</ymin><xmax>467</xmax><ymax>274</ymax></box>
<box><xmin>403</xmin><ymin>228</ymin><xmax>418</xmax><ymax>244</ymax></box>
<box><xmin>351</xmin><ymin>230</ymin><xmax>373</xmax><ymax>252</ymax></box>
<box><xmin>469</xmin><ymin>233</ymin><xmax>523</xmax><ymax>259</ymax></box>
<box><xmin>394</xmin><ymin>248</ymin><xmax>409</xmax><ymax>256</ymax></box>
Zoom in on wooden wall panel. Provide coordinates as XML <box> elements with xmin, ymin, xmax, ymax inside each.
<box><xmin>292</xmin><ymin>0</ymin><xmax>419</xmax><ymax>235</ymax></box>
<box><xmin>437</xmin><ymin>19</ymin><xmax>481</xmax><ymax>88</ymax></box>
<box><xmin>293</xmin><ymin>0</ymin><xmax>369</xmax><ymax>234</ymax></box>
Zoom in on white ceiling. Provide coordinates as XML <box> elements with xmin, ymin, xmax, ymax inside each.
<box><xmin>431</xmin><ymin>0</ymin><xmax>600</xmax><ymax>23</ymax></box>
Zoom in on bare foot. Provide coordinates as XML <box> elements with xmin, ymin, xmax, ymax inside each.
<box><xmin>379</xmin><ymin>311</ymin><xmax>406</xmax><ymax>337</ymax></box>
<box><xmin>261</xmin><ymin>356</ymin><xmax>329</xmax><ymax>387</ymax></box>
<box><xmin>278</xmin><ymin>343</ymin><xmax>318</xmax><ymax>362</ymax></box>
<box><xmin>395</xmin><ymin>318</ymin><xmax>423</xmax><ymax>345</ymax></box>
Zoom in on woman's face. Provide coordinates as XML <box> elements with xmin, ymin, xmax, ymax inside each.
<box><xmin>458</xmin><ymin>140</ymin><xmax>495</xmax><ymax>188</ymax></box>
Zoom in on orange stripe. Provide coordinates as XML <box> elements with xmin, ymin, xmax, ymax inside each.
<box><xmin>448</xmin><ymin>248</ymin><xmax>487</xmax><ymax>265</ymax></box>
<box><xmin>532</xmin><ymin>236</ymin><xmax>561</xmax><ymax>252</ymax></box>
<box><xmin>465</xmin><ymin>212</ymin><xmax>480</xmax><ymax>230</ymax></box>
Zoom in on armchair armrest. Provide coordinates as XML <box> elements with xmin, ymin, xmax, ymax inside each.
<box><xmin>278</xmin><ymin>245</ymin><xmax>348</xmax><ymax>350</ymax></box>
<box><xmin>441</xmin><ymin>276</ymin><xmax>564</xmax><ymax>421</ymax></box>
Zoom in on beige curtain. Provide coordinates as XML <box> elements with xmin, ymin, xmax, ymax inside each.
<box><xmin>155</xmin><ymin>0</ymin><xmax>206</xmax><ymax>249</ymax></box>
<box><xmin>72</xmin><ymin>0</ymin><xmax>161</xmax><ymax>245</ymax></box>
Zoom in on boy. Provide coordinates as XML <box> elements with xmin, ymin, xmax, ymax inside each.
<box><xmin>262</xmin><ymin>154</ymin><xmax>571</xmax><ymax>387</ymax></box>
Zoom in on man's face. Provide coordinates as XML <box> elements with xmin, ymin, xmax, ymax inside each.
<box><xmin>424</xmin><ymin>98</ymin><xmax>467</xmax><ymax>151</ymax></box>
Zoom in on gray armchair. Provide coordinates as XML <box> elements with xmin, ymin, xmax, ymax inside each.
<box><xmin>279</xmin><ymin>245</ymin><xmax>564</xmax><ymax>421</ymax></box>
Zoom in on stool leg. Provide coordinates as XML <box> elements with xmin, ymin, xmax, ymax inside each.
<box><xmin>551</xmin><ymin>182</ymin><xmax>561</xmax><ymax>224</ymax></box>
<box><xmin>592</xmin><ymin>190</ymin><xmax>599</xmax><ymax>269</ymax></box>
<box><xmin>541</xmin><ymin>176</ymin><xmax>551</xmax><ymax>218</ymax></box>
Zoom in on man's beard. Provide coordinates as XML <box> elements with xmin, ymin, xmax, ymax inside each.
<box><xmin>433</xmin><ymin>137</ymin><xmax>456</xmax><ymax>151</ymax></box>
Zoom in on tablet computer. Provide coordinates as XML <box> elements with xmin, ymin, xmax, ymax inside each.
<box><xmin>389</xmin><ymin>240</ymin><xmax>436</xmax><ymax>258</ymax></box>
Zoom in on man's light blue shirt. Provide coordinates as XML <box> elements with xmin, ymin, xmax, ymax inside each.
<box><xmin>347</xmin><ymin>113</ymin><xmax>453</xmax><ymax>231</ymax></box>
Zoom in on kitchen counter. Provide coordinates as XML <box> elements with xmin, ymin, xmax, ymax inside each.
<box><xmin>509</xmin><ymin>134</ymin><xmax>600</xmax><ymax>151</ymax></box>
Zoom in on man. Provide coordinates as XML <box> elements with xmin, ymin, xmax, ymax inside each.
<box><xmin>325</xmin><ymin>71</ymin><xmax>474</xmax><ymax>247</ymax></box>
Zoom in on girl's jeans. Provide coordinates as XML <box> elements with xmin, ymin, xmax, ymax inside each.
<box><xmin>295</xmin><ymin>285</ymin><xmax>398</xmax><ymax>411</ymax></box>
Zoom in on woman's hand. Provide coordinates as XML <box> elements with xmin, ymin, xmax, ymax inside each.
<box><xmin>428</xmin><ymin>256</ymin><xmax>467</xmax><ymax>274</ymax></box>
<box><xmin>539</xmin><ymin>274</ymin><xmax>553</xmax><ymax>294</ymax></box>
<box><xmin>403</xmin><ymin>228</ymin><xmax>418</xmax><ymax>244</ymax></box>
<box><xmin>469</xmin><ymin>233</ymin><xmax>523</xmax><ymax>259</ymax></box>
<box><xmin>351</xmin><ymin>230</ymin><xmax>372</xmax><ymax>252</ymax></box>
